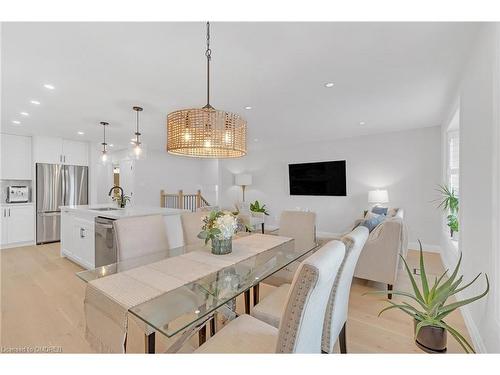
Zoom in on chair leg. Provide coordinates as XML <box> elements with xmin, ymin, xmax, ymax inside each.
<box><xmin>198</xmin><ymin>325</ymin><xmax>207</xmax><ymax>346</ymax></box>
<box><xmin>145</xmin><ymin>332</ymin><xmax>155</xmax><ymax>354</ymax></box>
<box><xmin>339</xmin><ymin>322</ymin><xmax>347</xmax><ymax>354</ymax></box>
<box><xmin>209</xmin><ymin>316</ymin><xmax>216</xmax><ymax>337</ymax></box>
<box><xmin>244</xmin><ymin>289</ymin><xmax>251</xmax><ymax>314</ymax></box>
<box><xmin>253</xmin><ymin>283</ymin><xmax>260</xmax><ymax>305</ymax></box>
<box><xmin>388</xmin><ymin>284</ymin><xmax>393</xmax><ymax>299</ymax></box>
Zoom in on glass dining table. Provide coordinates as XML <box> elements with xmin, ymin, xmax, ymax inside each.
<box><xmin>77</xmin><ymin>233</ymin><xmax>319</xmax><ymax>353</ymax></box>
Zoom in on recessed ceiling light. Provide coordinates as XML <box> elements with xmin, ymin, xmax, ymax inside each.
<box><xmin>77</xmin><ymin>131</ymin><xmax>84</xmax><ymax>135</ymax></box>
<box><xmin>244</xmin><ymin>106</ymin><xmax>253</xmax><ymax>110</ymax></box>
<box><xmin>254</xmin><ymin>138</ymin><xmax>259</xmax><ymax>142</ymax></box>
<box><xmin>30</xmin><ymin>100</ymin><xmax>41</xmax><ymax>105</ymax></box>
<box><xmin>43</xmin><ymin>83</ymin><xmax>55</xmax><ymax>90</ymax></box>
<box><xmin>130</xmin><ymin>138</ymin><xmax>136</xmax><ymax>142</ymax></box>
<box><xmin>359</xmin><ymin>121</ymin><xmax>366</xmax><ymax>125</ymax></box>
<box><xmin>12</xmin><ymin>120</ymin><xmax>21</xmax><ymax>125</ymax></box>
<box><xmin>109</xmin><ymin>144</ymin><xmax>114</xmax><ymax>147</ymax></box>
<box><xmin>324</xmin><ymin>82</ymin><xmax>335</xmax><ymax>88</ymax></box>
<box><xmin>20</xmin><ymin>112</ymin><xmax>29</xmax><ymax>116</ymax></box>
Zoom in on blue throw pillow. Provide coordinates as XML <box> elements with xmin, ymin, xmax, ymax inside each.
<box><xmin>360</xmin><ymin>214</ymin><xmax>386</xmax><ymax>232</ymax></box>
<box><xmin>372</xmin><ymin>206</ymin><xmax>388</xmax><ymax>216</ymax></box>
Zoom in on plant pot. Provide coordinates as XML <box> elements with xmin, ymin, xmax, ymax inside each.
<box><xmin>414</xmin><ymin>319</ymin><xmax>447</xmax><ymax>353</ymax></box>
<box><xmin>211</xmin><ymin>237</ymin><xmax>232</xmax><ymax>255</ymax></box>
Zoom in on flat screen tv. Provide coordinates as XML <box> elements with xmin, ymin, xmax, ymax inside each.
<box><xmin>288</xmin><ymin>160</ymin><xmax>346</xmax><ymax>196</ymax></box>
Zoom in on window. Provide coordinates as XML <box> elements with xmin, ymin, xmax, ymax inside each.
<box><xmin>448</xmin><ymin>130</ymin><xmax>459</xmax><ymax>197</ymax></box>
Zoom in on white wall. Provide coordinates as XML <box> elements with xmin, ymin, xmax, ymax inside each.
<box><xmin>218</xmin><ymin>126</ymin><xmax>442</xmax><ymax>245</ymax></box>
<box><xmin>440</xmin><ymin>24</ymin><xmax>500</xmax><ymax>353</ymax></box>
<box><xmin>91</xmin><ymin>146</ymin><xmax>218</xmax><ymax>207</ymax></box>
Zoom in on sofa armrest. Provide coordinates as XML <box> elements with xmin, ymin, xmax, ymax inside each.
<box><xmin>355</xmin><ymin>219</ymin><xmax>404</xmax><ymax>285</ymax></box>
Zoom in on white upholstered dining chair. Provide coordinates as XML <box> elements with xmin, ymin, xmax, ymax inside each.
<box><xmin>113</xmin><ymin>214</ymin><xmax>169</xmax><ymax>261</ymax></box>
<box><xmin>180</xmin><ymin>211</ymin><xmax>208</xmax><ymax>246</ymax></box>
<box><xmin>194</xmin><ymin>240</ymin><xmax>346</xmax><ymax>353</ymax></box>
<box><xmin>321</xmin><ymin>226</ymin><xmax>369</xmax><ymax>353</ymax></box>
<box><xmin>265</xmin><ymin>210</ymin><xmax>317</xmax><ymax>286</ymax></box>
<box><xmin>251</xmin><ymin>226</ymin><xmax>369</xmax><ymax>353</ymax></box>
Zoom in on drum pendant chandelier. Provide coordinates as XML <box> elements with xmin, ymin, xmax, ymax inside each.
<box><xmin>167</xmin><ymin>22</ymin><xmax>247</xmax><ymax>158</ymax></box>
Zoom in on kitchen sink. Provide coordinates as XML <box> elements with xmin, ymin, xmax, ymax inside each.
<box><xmin>90</xmin><ymin>207</ymin><xmax>121</xmax><ymax>211</ymax></box>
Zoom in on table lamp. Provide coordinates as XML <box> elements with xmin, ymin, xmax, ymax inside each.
<box><xmin>368</xmin><ymin>189</ymin><xmax>389</xmax><ymax>206</ymax></box>
<box><xmin>235</xmin><ymin>174</ymin><xmax>252</xmax><ymax>202</ymax></box>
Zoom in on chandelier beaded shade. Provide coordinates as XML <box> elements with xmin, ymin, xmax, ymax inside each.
<box><xmin>167</xmin><ymin>22</ymin><xmax>247</xmax><ymax>158</ymax></box>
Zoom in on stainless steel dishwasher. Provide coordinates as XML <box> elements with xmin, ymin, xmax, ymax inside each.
<box><xmin>94</xmin><ymin>216</ymin><xmax>117</xmax><ymax>267</ymax></box>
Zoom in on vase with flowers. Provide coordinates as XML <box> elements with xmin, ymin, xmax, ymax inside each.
<box><xmin>197</xmin><ymin>210</ymin><xmax>238</xmax><ymax>255</ymax></box>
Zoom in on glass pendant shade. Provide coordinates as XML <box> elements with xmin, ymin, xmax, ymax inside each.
<box><xmin>129</xmin><ymin>106</ymin><xmax>146</xmax><ymax>160</ymax></box>
<box><xmin>100</xmin><ymin>121</ymin><xmax>110</xmax><ymax>165</ymax></box>
<box><xmin>100</xmin><ymin>150</ymin><xmax>109</xmax><ymax>165</ymax></box>
<box><xmin>167</xmin><ymin>107</ymin><xmax>246</xmax><ymax>158</ymax></box>
<box><xmin>128</xmin><ymin>141</ymin><xmax>147</xmax><ymax>160</ymax></box>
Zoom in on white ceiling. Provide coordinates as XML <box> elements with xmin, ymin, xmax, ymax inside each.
<box><xmin>1</xmin><ymin>22</ymin><xmax>480</xmax><ymax>151</ymax></box>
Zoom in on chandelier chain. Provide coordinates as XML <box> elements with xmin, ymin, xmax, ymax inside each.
<box><xmin>205</xmin><ymin>21</ymin><xmax>212</xmax><ymax>108</ymax></box>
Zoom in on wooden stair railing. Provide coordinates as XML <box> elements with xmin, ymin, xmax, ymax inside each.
<box><xmin>160</xmin><ymin>189</ymin><xmax>210</xmax><ymax>212</ymax></box>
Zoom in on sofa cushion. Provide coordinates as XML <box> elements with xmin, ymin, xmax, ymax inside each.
<box><xmin>360</xmin><ymin>213</ymin><xmax>385</xmax><ymax>232</ymax></box>
<box><xmin>371</xmin><ymin>206</ymin><xmax>388</xmax><ymax>216</ymax></box>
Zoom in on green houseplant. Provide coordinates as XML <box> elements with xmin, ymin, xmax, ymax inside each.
<box><xmin>370</xmin><ymin>241</ymin><xmax>489</xmax><ymax>353</ymax></box>
<box><xmin>435</xmin><ymin>184</ymin><xmax>459</xmax><ymax>237</ymax></box>
<box><xmin>112</xmin><ymin>194</ymin><xmax>131</xmax><ymax>208</ymax></box>
<box><xmin>249</xmin><ymin>200</ymin><xmax>269</xmax><ymax>216</ymax></box>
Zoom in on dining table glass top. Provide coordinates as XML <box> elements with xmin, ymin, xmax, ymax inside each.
<box><xmin>77</xmin><ymin>234</ymin><xmax>319</xmax><ymax>338</ymax></box>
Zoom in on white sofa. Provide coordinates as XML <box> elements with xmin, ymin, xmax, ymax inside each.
<box><xmin>353</xmin><ymin>208</ymin><xmax>408</xmax><ymax>298</ymax></box>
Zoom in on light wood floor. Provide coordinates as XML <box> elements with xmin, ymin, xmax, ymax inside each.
<box><xmin>0</xmin><ymin>242</ymin><xmax>472</xmax><ymax>353</ymax></box>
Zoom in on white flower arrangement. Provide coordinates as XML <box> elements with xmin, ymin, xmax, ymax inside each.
<box><xmin>215</xmin><ymin>213</ymin><xmax>238</xmax><ymax>239</ymax></box>
<box><xmin>198</xmin><ymin>210</ymin><xmax>238</xmax><ymax>244</ymax></box>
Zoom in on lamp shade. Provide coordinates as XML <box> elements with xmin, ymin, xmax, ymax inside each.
<box><xmin>368</xmin><ymin>189</ymin><xmax>389</xmax><ymax>204</ymax></box>
<box><xmin>235</xmin><ymin>174</ymin><xmax>252</xmax><ymax>186</ymax></box>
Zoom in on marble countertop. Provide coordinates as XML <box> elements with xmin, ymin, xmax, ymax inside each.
<box><xmin>60</xmin><ymin>204</ymin><xmax>187</xmax><ymax>219</ymax></box>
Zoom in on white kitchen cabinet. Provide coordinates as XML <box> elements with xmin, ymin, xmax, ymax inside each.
<box><xmin>119</xmin><ymin>159</ymin><xmax>135</xmax><ymax>197</ymax></box>
<box><xmin>62</xmin><ymin>139</ymin><xmax>88</xmax><ymax>166</ymax></box>
<box><xmin>33</xmin><ymin>136</ymin><xmax>88</xmax><ymax>166</ymax></box>
<box><xmin>60</xmin><ymin>209</ymin><xmax>75</xmax><ymax>255</ymax></box>
<box><xmin>73</xmin><ymin>217</ymin><xmax>95</xmax><ymax>268</ymax></box>
<box><xmin>0</xmin><ymin>133</ymin><xmax>32</xmax><ymax>180</ymax></box>
<box><xmin>61</xmin><ymin>209</ymin><xmax>95</xmax><ymax>269</ymax></box>
<box><xmin>0</xmin><ymin>205</ymin><xmax>35</xmax><ymax>247</ymax></box>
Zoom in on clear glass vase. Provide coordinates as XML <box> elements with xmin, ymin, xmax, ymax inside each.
<box><xmin>211</xmin><ymin>237</ymin><xmax>232</xmax><ymax>255</ymax></box>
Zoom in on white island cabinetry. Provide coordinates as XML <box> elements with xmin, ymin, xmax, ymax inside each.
<box><xmin>61</xmin><ymin>208</ymin><xmax>95</xmax><ymax>269</ymax></box>
<box><xmin>60</xmin><ymin>205</ymin><xmax>185</xmax><ymax>269</ymax></box>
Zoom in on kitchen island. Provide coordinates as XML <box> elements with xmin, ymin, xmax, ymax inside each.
<box><xmin>60</xmin><ymin>204</ymin><xmax>186</xmax><ymax>269</ymax></box>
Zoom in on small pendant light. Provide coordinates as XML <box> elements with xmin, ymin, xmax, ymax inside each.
<box><xmin>129</xmin><ymin>106</ymin><xmax>146</xmax><ymax>160</ymax></box>
<box><xmin>100</xmin><ymin>121</ymin><xmax>109</xmax><ymax>164</ymax></box>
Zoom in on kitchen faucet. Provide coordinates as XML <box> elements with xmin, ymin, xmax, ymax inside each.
<box><xmin>108</xmin><ymin>186</ymin><xmax>125</xmax><ymax>207</ymax></box>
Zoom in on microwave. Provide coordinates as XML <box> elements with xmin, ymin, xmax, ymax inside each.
<box><xmin>6</xmin><ymin>186</ymin><xmax>29</xmax><ymax>203</ymax></box>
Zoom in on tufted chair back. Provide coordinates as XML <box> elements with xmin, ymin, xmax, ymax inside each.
<box><xmin>275</xmin><ymin>240</ymin><xmax>345</xmax><ymax>353</ymax></box>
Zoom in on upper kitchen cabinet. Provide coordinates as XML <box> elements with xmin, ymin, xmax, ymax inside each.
<box><xmin>33</xmin><ymin>136</ymin><xmax>88</xmax><ymax>166</ymax></box>
<box><xmin>62</xmin><ymin>140</ymin><xmax>89</xmax><ymax>166</ymax></box>
<box><xmin>0</xmin><ymin>133</ymin><xmax>32</xmax><ymax>180</ymax></box>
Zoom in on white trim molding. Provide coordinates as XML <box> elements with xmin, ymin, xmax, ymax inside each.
<box><xmin>408</xmin><ymin>241</ymin><xmax>441</xmax><ymax>253</ymax></box>
<box><xmin>439</xmin><ymin>252</ymin><xmax>487</xmax><ymax>353</ymax></box>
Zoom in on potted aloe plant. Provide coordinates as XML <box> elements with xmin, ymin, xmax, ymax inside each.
<box><xmin>369</xmin><ymin>241</ymin><xmax>489</xmax><ymax>353</ymax></box>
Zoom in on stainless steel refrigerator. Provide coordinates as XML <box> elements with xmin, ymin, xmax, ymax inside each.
<box><xmin>36</xmin><ymin>163</ymin><xmax>88</xmax><ymax>244</ymax></box>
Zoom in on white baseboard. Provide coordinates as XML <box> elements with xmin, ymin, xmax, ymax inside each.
<box><xmin>439</xmin><ymin>250</ymin><xmax>487</xmax><ymax>353</ymax></box>
<box><xmin>408</xmin><ymin>241</ymin><xmax>441</xmax><ymax>253</ymax></box>
<box><xmin>0</xmin><ymin>241</ymin><xmax>36</xmax><ymax>250</ymax></box>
